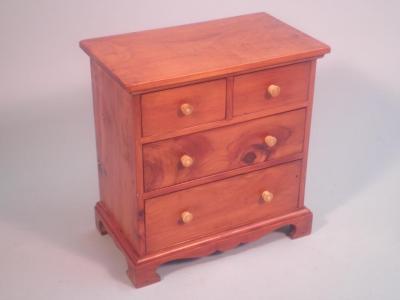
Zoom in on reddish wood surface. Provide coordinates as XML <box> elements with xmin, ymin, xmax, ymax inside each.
<box><xmin>143</xmin><ymin>109</ymin><xmax>305</xmax><ymax>191</ymax></box>
<box><xmin>225</xmin><ymin>76</ymin><xmax>234</xmax><ymax>120</ymax></box>
<box><xmin>141</xmin><ymin>79</ymin><xmax>226</xmax><ymax>137</ymax></box>
<box><xmin>146</xmin><ymin>160</ymin><xmax>302</xmax><ymax>252</ymax></box>
<box><xmin>233</xmin><ymin>62</ymin><xmax>311</xmax><ymax>116</ymax></box>
<box><xmin>143</xmin><ymin>152</ymin><xmax>303</xmax><ymax>199</ymax></box>
<box><xmin>80</xmin><ymin>12</ymin><xmax>330</xmax><ymax>93</ymax></box>
<box><xmin>141</xmin><ymin>100</ymin><xmax>309</xmax><ymax>144</ymax></box>
<box><xmin>82</xmin><ymin>12</ymin><xmax>329</xmax><ymax>288</ymax></box>
<box><xmin>91</xmin><ymin>61</ymin><xmax>145</xmax><ymax>254</ymax></box>
<box><xmin>95</xmin><ymin>201</ymin><xmax>312</xmax><ymax>288</ymax></box>
<box><xmin>298</xmin><ymin>60</ymin><xmax>317</xmax><ymax>208</ymax></box>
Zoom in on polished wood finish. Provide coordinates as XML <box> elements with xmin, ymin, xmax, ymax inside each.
<box><xmin>146</xmin><ymin>161</ymin><xmax>301</xmax><ymax>252</ymax></box>
<box><xmin>95</xmin><ymin>201</ymin><xmax>313</xmax><ymax>287</ymax></box>
<box><xmin>143</xmin><ymin>109</ymin><xmax>305</xmax><ymax>191</ymax></box>
<box><xmin>90</xmin><ymin>61</ymin><xmax>145</xmax><ymax>255</ymax></box>
<box><xmin>141</xmin><ymin>100</ymin><xmax>309</xmax><ymax>144</ymax></box>
<box><xmin>143</xmin><ymin>152</ymin><xmax>303</xmax><ymax>199</ymax></box>
<box><xmin>141</xmin><ymin>79</ymin><xmax>226</xmax><ymax>137</ymax></box>
<box><xmin>233</xmin><ymin>62</ymin><xmax>311</xmax><ymax>116</ymax></box>
<box><xmin>80</xmin><ymin>12</ymin><xmax>329</xmax><ymax>93</ymax></box>
<box><xmin>299</xmin><ymin>60</ymin><xmax>317</xmax><ymax>208</ymax></box>
<box><xmin>81</xmin><ymin>12</ymin><xmax>329</xmax><ymax>288</ymax></box>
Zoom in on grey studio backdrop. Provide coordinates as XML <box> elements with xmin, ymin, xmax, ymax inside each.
<box><xmin>0</xmin><ymin>1</ymin><xmax>399</xmax><ymax>299</ymax></box>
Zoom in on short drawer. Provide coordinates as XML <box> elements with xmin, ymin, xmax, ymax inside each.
<box><xmin>146</xmin><ymin>160</ymin><xmax>302</xmax><ymax>252</ymax></box>
<box><xmin>141</xmin><ymin>79</ymin><xmax>226</xmax><ymax>137</ymax></box>
<box><xmin>143</xmin><ymin>108</ymin><xmax>305</xmax><ymax>191</ymax></box>
<box><xmin>233</xmin><ymin>62</ymin><xmax>311</xmax><ymax>116</ymax></box>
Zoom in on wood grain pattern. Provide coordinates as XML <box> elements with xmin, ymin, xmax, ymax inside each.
<box><xmin>141</xmin><ymin>100</ymin><xmax>309</xmax><ymax>144</ymax></box>
<box><xmin>146</xmin><ymin>160</ymin><xmax>302</xmax><ymax>252</ymax></box>
<box><xmin>90</xmin><ymin>60</ymin><xmax>145</xmax><ymax>255</ymax></box>
<box><xmin>143</xmin><ymin>109</ymin><xmax>306</xmax><ymax>191</ymax></box>
<box><xmin>143</xmin><ymin>152</ymin><xmax>303</xmax><ymax>199</ymax></box>
<box><xmin>141</xmin><ymin>79</ymin><xmax>226</xmax><ymax>137</ymax></box>
<box><xmin>233</xmin><ymin>62</ymin><xmax>311</xmax><ymax>116</ymax></box>
<box><xmin>82</xmin><ymin>12</ymin><xmax>329</xmax><ymax>288</ymax></box>
<box><xmin>298</xmin><ymin>60</ymin><xmax>317</xmax><ymax>208</ymax></box>
<box><xmin>225</xmin><ymin>76</ymin><xmax>234</xmax><ymax>120</ymax></box>
<box><xmin>80</xmin><ymin>12</ymin><xmax>330</xmax><ymax>93</ymax></box>
<box><xmin>94</xmin><ymin>199</ymin><xmax>312</xmax><ymax>287</ymax></box>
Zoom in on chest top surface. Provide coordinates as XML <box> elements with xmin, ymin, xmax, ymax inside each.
<box><xmin>80</xmin><ymin>12</ymin><xmax>329</xmax><ymax>93</ymax></box>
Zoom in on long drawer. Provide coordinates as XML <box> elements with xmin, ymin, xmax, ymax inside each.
<box><xmin>145</xmin><ymin>160</ymin><xmax>302</xmax><ymax>252</ymax></box>
<box><xmin>143</xmin><ymin>109</ymin><xmax>306</xmax><ymax>191</ymax></box>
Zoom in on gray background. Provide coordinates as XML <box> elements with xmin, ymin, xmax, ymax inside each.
<box><xmin>1</xmin><ymin>1</ymin><xmax>399</xmax><ymax>299</ymax></box>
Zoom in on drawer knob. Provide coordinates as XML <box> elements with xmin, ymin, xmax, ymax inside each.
<box><xmin>180</xmin><ymin>103</ymin><xmax>194</xmax><ymax>116</ymax></box>
<box><xmin>181</xmin><ymin>211</ymin><xmax>193</xmax><ymax>223</ymax></box>
<box><xmin>180</xmin><ymin>154</ymin><xmax>194</xmax><ymax>168</ymax></box>
<box><xmin>261</xmin><ymin>190</ymin><xmax>274</xmax><ymax>203</ymax></box>
<box><xmin>264</xmin><ymin>135</ymin><xmax>278</xmax><ymax>147</ymax></box>
<box><xmin>267</xmin><ymin>84</ymin><xmax>281</xmax><ymax>97</ymax></box>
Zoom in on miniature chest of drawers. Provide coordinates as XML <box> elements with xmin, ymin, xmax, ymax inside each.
<box><xmin>80</xmin><ymin>12</ymin><xmax>330</xmax><ymax>287</ymax></box>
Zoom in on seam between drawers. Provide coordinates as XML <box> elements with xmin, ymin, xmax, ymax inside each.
<box><xmin>143</xmin><ymin>154</ymin><xmax>304</xmax><ymax>199</ymax></box>
<box><xmin>141</xmin><ymin>101</ymin><xmax>310</xmax><ymax>144</ymax></box>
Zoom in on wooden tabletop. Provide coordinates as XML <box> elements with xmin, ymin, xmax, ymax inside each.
<box><xmin>80</xmin><ymin>12</ymin><xmax>330</xmax><ymax>93</ymax></box>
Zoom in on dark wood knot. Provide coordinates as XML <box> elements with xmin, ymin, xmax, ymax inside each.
<box><xmin>242</xmin><ymin>152</ymin><xmax>257</xmax><ymax>164</ymax></box>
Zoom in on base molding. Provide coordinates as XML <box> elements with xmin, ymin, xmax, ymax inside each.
<box><xmin>95</xmin><ymin>201</ymin><xmax>313</xmax><ymax>288</ymax></box>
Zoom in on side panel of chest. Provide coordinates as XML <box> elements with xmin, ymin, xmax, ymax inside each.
<box><xmin>91</xmin><ymin>61</ymin><xmax>145</xmax><ymax>255</ymax></box>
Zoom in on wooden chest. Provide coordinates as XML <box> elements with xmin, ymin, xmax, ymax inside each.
<box><xmin>80</xmin><ymin>12</ymin><xmax>330</xmax><ymax>287</ymax></box>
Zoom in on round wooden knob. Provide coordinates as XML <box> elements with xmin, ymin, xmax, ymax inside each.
<box><xmin>267</xmin><ymin>84</ymin><xmax>281</xmax><ymax>97</ymax></box>
<box><xmin>264</xmin><ymin>135</ymin><xmax>277</xmax><ymax>147</ymax></box>
<box><xmin>261</xmin><ymin>190</ymin><xmax>274</xmax><ymax>203</ymax></box>
<box><xmin>181</xmin><ymin>211</ymin><xmax>193</xmax><ymax>223</ymax></box>
<box><xmin>180</xmin><ymin>154</ymin><xmax>194</xmax><ymax>168</ymax></box>
<box><xmin>180</xmin><ymin>103</ymin><xmax>194</xmax><ymax>116</ymax></box>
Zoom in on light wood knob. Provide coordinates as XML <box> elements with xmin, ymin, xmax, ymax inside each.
<box><xmin>180</xmin><ymin>154</ymin><xmax>194</xmax><ymax>168</ymax></box>
<box><xmin>180</xmin><ymin>103</ymin><xmax>194</xmax><ymax>116</ymax></box>
<box><xmin>181</xmin><ymin>211</ymin><xmax>193</xmax><ymax>223</ymax></box>
<box><xmin>261</xmin><ymin>190</ymin><xmax>274</xmax><ymax>203</ymax></box>
<box><xmin>264</xmin><ymin>135</ymin><xmax>277</xmax><ymax>147</ymax></box>
<box><xmin>267</xmin><ymin>84</ymin><xmax>281</xmax><ymax>97</ymax></box>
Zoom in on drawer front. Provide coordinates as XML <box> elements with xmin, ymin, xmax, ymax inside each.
<box><xmin>146</xmin><ymin>160</ymin><xmax>302</xmax><ymax>252</ymax></box>
<box><xmin>143</xmin><ymin>109</ymin><xmax>305</xmax><ymax>191</ymax></box>
<box><xmin>141</xmin><ymin>79</ymin><xmax>226</xmax><ymax>137</ymax></box>
<box><xmin>233</xmin><ymin>62</ymin><xmax>311</xmax><ymax>116</ymax></box>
